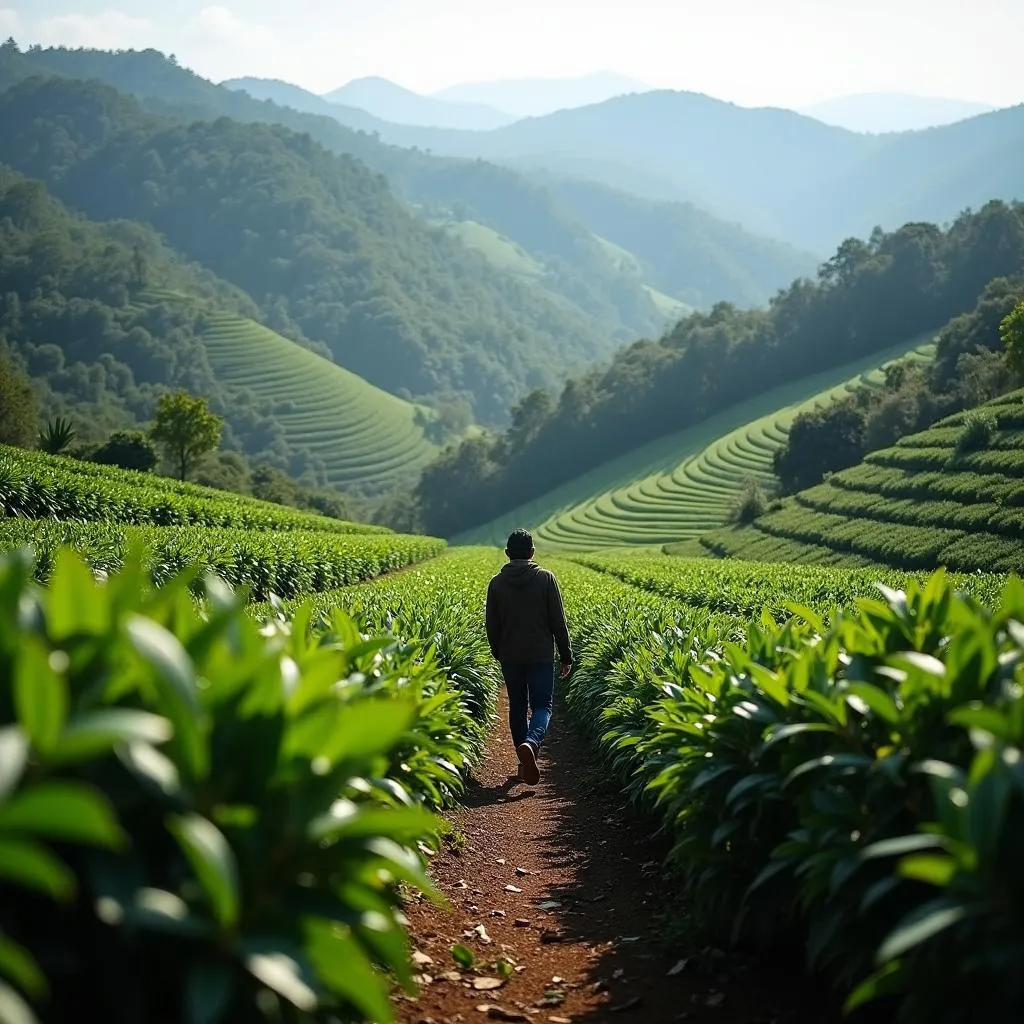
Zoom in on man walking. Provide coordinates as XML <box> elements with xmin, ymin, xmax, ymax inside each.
<box><xmin>485</xmin><ymin>529</ymin><xmax>572</xmax><ymax>785</ymax></box>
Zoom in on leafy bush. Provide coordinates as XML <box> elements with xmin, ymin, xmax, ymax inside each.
<box><xmin>90</xmin><ymin>430</ymin><xmax>158</xmax><ymax>472</ymax></box>
<box><xmin>955</xmin><ymin>409</ymin><xmax>997</xmax><ymax>453</ymax></box>
<box><xmin>732</xmin><ymin>478</ymin><xmax>769</xmax><ymax>524</ymax></box>
<box><xmin>0</xmin><ymin>545</ymin><xmax>489</xmax><ymax>1023</ymax></box>
<box><xmin>0</xmin><ymin>520</ymin><xmax>445</xmax><ymax>600</ymax></box>
<box><xmin>0</xmin><ymin>445</ymin><xmax>390</xmax><ymax>535</ymax></box>
<box><xmin>563</xmin><ymin>563</ymin><xmax>1024</xmax><ymax>1022</ymax></box>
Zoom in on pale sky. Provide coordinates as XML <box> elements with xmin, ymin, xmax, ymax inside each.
<box><xmin>2</xmin><ymin>1</ymin><xmax>1021</xmax><ymax>108</ymax></box>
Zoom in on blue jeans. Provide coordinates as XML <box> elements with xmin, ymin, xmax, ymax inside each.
<box><xmin>502</xmin><ymin>662</ymin><xmax>555</xmax><ymax>751</ymax></box>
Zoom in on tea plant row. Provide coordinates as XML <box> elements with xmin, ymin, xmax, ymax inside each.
<box><xmin>0</xmin><ymin>519</ymin><xmax>445</xmax><ymax>600</ymax></box>
<box><xmin>0</xmin><ymin>445</ymin><xmax>390</xmax><ymax>535</ymax></box>
<box><xmin>0</xmin><ymin>545</ymin><xmax>499</xmax><ymax>1023</ymax></box>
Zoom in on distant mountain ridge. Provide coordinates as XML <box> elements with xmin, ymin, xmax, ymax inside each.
<box><xmin>432</xmin><ymin>71</ymin><xmax>653</xmax><ymax>117</ymax></box>
<box><xmin>800</xmin><ymin>92</ymin><xmax>998</xmax><ymax>134</ymax></box>
<box><xmin>322</xmin><ymin>76</ymin><xmax>516</xmax><ymax>130</ymax></box>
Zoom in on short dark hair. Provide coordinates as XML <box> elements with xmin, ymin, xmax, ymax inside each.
<box><xmin>505</xmin><ymin>528</ymin><xmax>534</xmax><ymax>559</ymax></box>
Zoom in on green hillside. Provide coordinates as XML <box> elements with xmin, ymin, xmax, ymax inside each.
<box><xmin>435</xmin><ymin>219</ymin><xmax>545</xmax><ymax>277</ymax></box>
<box><xmin>195</xmin><ymin>308</ymin><xmax>438</xmax><ymax>495</ymax></box>
<box><xmin>689</xmin><ymin>388</ymin><xmax>1024</xmax><ymax>573</ymax></box>
<box><xmin>0</xmin><ymin>44</ymin><xmax>822</xmax><ymax>317</ymax></box>
<box><xmin>455</xmin><ymin>335</ymin><xmax>936</xmax><ymax>548</ymax></box>
<box><xmin>0</xmin><ymin>73</ymin><xmax>624</xmax><ymax>425</ymax></box>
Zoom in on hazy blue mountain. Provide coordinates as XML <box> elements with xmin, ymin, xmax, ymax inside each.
<box><xmin>323</xmin><ymin>76</ymin><xmax>515</xmax><ymax>130</ymax></box>
<box><xmin>432</xmin><ymin>71</ymin><xmax>652</xmax><ymax>117</ymax></box>
<box><xmin>222</xmin><ymin>76</ymin><xmax>381</xmax><ymax>126</ymax></box>
<box><xmin>800</xmin><ymin>92</ymin><xmax>997</xmax><ymax>134</ymax></box>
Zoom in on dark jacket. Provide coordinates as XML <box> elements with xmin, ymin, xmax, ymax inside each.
<box><xmin>485</xmin><ymin>560</ymin><xmax>572</xmax><ymax>666</ymax></box>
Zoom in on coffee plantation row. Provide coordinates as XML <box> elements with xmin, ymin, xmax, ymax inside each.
<box><xmin>0</xmin><ymin>445</ymin><xmax>390</xmax><ymax>535</ymax></box>
<box><xmin>267</xmin><ymin>547</ymin><xmax>1024</xmax><ymax>1023</ymax></box>
<box><xmin>0</xmin><ymin>545</ymin><xmax>499</xmax><ymax>1024</ymax></box>
<box><xmin>4</xmin><ymin>538</ymin><xmax>1024</xmax><ymax>1022</ymax></box>
<box><xmin>0</xmin><ymin>519</ymin><xmax>445</xmax><ymax>600</ymax></box>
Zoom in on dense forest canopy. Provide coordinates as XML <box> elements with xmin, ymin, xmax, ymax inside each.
<box><xmin>0</xmin><ymin>42</ymin><xmax>817</xmax><ymax>315</ymax></box>
<box><xmin>0</xmin><ymin>70</ymin><xmax>624</xmax><ymax>424</ymax></box>
<box><xmin>415</xmin><ymin>201</ymin><xmax>1024</xmax><ymax>536</ymax></box>
<box><xmin>0</xmin><ymin>166</ymin><xmax>385</xmax><ymax>494</ymax></box>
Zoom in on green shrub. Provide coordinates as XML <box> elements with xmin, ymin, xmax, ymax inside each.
<box><xmin>562</xmin><ymin>559</ymin><xmax>1024</xmax><ymax>1022</ymax></box>
<box><xmin>955</xmin><ymin>410</ymin><xmax>997</xmax><ymax>453</ymax></box>
<box><xmin>732</xmin><ymin>479</ymin><xmax>769</xmax><ymax>524</ymax></box>
<box><xmin>90</xmin><ymin>430</ymin><xmax>158</xmax><ymax>472</ymax></box>
<box><xmin>0</xmin><ymin>546</ymin><xmax>485</xmax><ymax>1022</ymax></box>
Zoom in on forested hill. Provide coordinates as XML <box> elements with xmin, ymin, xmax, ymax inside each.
<box><xmin>179</xmin><ymin>64</ymin><xmax>1024</xmax><ymax>256</ymax></box>
<box><xmin>0</xmin><ymin>168</ymin><xmax>278</xmax><ymax>452</ymax></box>
<box><xmin>0</xmin><ymin>43</ymin><xmax>816</xmax><ymax>313</ymax></box>
<box><xmin>0</xmin><ymin>75</ymin><xmax>623</xmax><ymax>424</ymax></box>
<box><xmin>415</xmin><ymin>202</ymin><xmax>1024</xmax><ymax>536</ymax></box>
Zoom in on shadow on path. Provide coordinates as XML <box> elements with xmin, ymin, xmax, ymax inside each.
<box><xmin>395</xmin><ymin>689</ymin><xmax>847</xmax><ymax>1024</ymax></box>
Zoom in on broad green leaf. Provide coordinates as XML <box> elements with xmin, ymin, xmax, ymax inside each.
<box><xmin>52</xmin><ymin>709</ymin><xmax>173</xmax><ymax>765</ymax></box>
<box><xmin>877</xmin><ymin>898</ymin><xmax>971</xmax><ymax>962</ymax></box>
<box><xmin>845</xmin><ymin>682</ymin><xmax>900</xmax><ymax>725</ymax></box>
<box><xmin>889</xmin><ymin>651</ymin><xmax>946</xmax><ymax>678</ymax></box>
<box><xmin>0</xmin><ymin>937</ymin><xmax>45</xmax><ymax>1000</ymax></box>
<box><xmin>0</xmin><ymin>979</ymin><xmax>39</xmax><ymax>1024</ymax></box>
<box><xmin>125</xmin><ymin>887</ymin><xmax>212</xmax><ymax>938</ymax></box>
<box><xmin>305</xmin><ymin>923</ymin><xmax>393</xmax><ymax>1024</ymax></box>
<box><xmin>316</xmin><ymin>698</ymin><xmax>417</xmax><ymax>767</ymax></box>
<box><xmin>46</xmin><ymin>548</ymin><xmax>107</xmax><ymax>639</ymax></box>
<box><xmin>125</xmin><ymin>615</ymin><xmax>207</xmax><ymax>780</ymax></box>
<box><xmin>0</xmin><ymin>730</ymin><xmax>28</xmax><ymax>801</ymax></box>
<box><xmin>240</xmin><ymin>940</ymin><xmax>318</xmax><ymax>1012</ymax></box>
<box><xmin>898</xmin><ymin>853</ymin><xmax>957</xmax><ymax>887</ymax></box>
<box><xmin>861</xmin><ymin>833</ymin><xmax>948</xmax><ymax>861</ymax></box>
<box><xmin>14</xmin><ymin>639</ymin><xmax>67</xmax><ymax>756</ymax></box>
<box><xmin>0</xmin><ymin>783</ymin><xmax>123</xmax><ymax>848</ymax></box>
<box><xmin>308</xmin><ymin>803</ymin><xmax>436</xmax><ymax>844</ymax></box>
<box><xmin>0</xmin><ymin>838</ymin><xmax>75</xmax><ymax>900</ymax></box>
<box><xmin>756</xmin><ymin>721</ymin><xmax>834</xmax><ymax>755</ymax></box>
<box><xmin>117</xmin><ymin>742</ymin><xmax>181</xmax><ymax>797</ymax></box>
<box><xmin>843</xmin><ymin>961</ymin><xmax>903</xmax><ymax>1012</ymax></box>
<box><xmin>167</xmin><ymin>813</ymin><xmax>239</xmax><ymax>930</ymax></box>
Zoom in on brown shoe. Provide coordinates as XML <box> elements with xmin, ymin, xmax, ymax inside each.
<box><xmin>517</xmin><ymin>742</ymin><xmax>540</xmax><ymax>785</ymax></box>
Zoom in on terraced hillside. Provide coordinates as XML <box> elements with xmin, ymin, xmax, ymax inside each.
<box><xmin>456</xmin><ymin>334</ymin><xmax>936</xmax><ymax>550</ymax></box>
<box><xmin>436</xmin><ymin>219</ymin><xmax>691</xmax><ymax>321</ymax></box>
<box><xmin>196</xmin><ymin>309</ymin><xmax>439</xmax><ymax>496</ymax></box>
<box><xmin>691</xmin><ymin>388</ymin><xmax>1024</xmax><ymax>574</ymax></box>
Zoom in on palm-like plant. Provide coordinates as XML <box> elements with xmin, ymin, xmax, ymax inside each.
<box><xmin>37</xmin><ymin>416</ymin><xmax>76</xmax><ymax>454</ymax></box>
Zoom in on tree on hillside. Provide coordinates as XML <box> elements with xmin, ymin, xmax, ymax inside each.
<box><xmin>91</xmin><ymin>430</ymin><xmax>158</xmax><ymax>472</ymax></box>
<box><xmin>0</xmin><ymin>351</ymin><xmax>37</xmax><ymax>447</ymax></box>
<box><xmin>149</xmin><ymin>391</ymin><xmax>222</xmax><ymax>481</ymax></box>
<box><xmin>773</xmin><ymin>404</ymin><xmax>867</xmax><ymax>494</ymax></box>
<box><xmin>1000</xmin><ymin>300</ymin><xmax>1024</xmax><ymax>378</ymax></box>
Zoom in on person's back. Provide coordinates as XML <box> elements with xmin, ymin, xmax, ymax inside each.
<box><xmin>485</xmin><ymin>529</ymin><xmax>572</xmax><ymax>785</ymax></box>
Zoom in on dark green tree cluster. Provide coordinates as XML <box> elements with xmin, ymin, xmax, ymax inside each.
<box><xmin>774</xmin><ymin>274</ymin><xmax>1024</xmax><ymax>493</ymax></box>
<box><xmin>414</xmin><ymin>202</ymin><xmax>1024</xmax><ymax>536</ymax></box>
<box><xmin>0</xmin><ymin>72</ymin><xmax>621</xmax><ymax>423</ymax></box>
<box><xmin>0</xmin><ymin>42</ymin><xmax>815</xmax><ymax>322</ymax></box>
<box><xmin>0</xmin><ymin>167</ymin><xmax>369</xmax><ymax>490</ymax></box>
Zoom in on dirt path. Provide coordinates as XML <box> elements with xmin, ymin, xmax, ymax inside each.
<box><xmin>393</xmin><ymin>690</ymin><xmax>842</xmax><ymax>1024</ymax></box>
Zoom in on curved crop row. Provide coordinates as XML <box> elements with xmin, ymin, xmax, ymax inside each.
<box><xmin>697</xmin><ymin>389</ymin><xmax>1024</xmax><ymax>573</ymax></box>
<box><xmin>458</xmin><ymin>335</ymin><xmax>935</xmax><ymax>551</ymax></box>
<box><xmin>200</xmin><ymin>311</ymin><xmax>438</xmax><ymax>495</ymax></box>
<box><xmin>0</xmin><ymin>544</ymin><xmax>496</xmax><ymax>1024</ymax></box>
<box><xmin>0</xmin><ymin>519</ymin><xmax>445</xmax><ymax>600</ymax></box>
<box><xmin>561</xmin><ymin>561</ymin><xmax>1024</xmax><ymax>1023</ymax></box>
<box><xmin>0</xmin><ymin>445</ymin><xmax>390</xmax><ymax>535</ymax></box>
